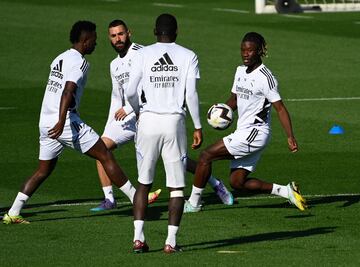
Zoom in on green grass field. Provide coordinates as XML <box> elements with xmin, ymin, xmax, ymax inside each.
<box><xmin>1</xmin><ymin>0</ymin><xmax>360</xmax><ymax>266</ymax></box>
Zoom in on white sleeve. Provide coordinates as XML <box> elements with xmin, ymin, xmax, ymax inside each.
<box><xmin>122</xmin><ymin>94</ymin><xmax>134</xmax><ymax>115</ymax></box>
<box><xmin>126</xmin><ymin>52</ymin><xmax>143</xmax><ymax>114</ymax></box>
<box><xmin>264</xmin><ymin>76</ymin><xmax>281</xmax><ymax>103</ymax></box>
<box><xmin>186</xmin><ymin>78</ymin><xmax>202</xmax><ymax>129</ymax></box>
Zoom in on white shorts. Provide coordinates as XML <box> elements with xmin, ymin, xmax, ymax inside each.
<box><xmin>102</xmin><ymin>114</ymin><xmax>136</xmax><ymax>146</ymax></box>
<box><xmin>39</xmin><ymin>114</ymin><xmax>99</xmax><ymax>160</ymax></box>
<box><xmin>223</xmin><ymin>127</ymin><xmax>270</xmax><ymax>172</ymax></box>
<box><xmin>135</xmin><ymin>112</ymin><xmax>187</xmax><ymax>188</ymax></box>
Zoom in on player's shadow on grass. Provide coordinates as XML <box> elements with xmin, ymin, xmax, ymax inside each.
<box><xmin>182</xmin><ymin>226</ymin><xmax>337</xmax><ymax>251</ymax></box>
<box><xmin>307</xmin><ymin>195</ymin><xmax>360</xmax><ymax>208</ymax></box>
<box><xmin>3</xmin><ymin>197</ymin><xmax>169</xmax><ymax>222</ymax></box>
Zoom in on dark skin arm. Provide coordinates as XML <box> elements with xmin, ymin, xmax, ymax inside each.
<box><xmin>48</xmin><ymin>81</ymin><xmax>77</xmax><ymax>139</ymax></box>
<box><xmin>272</xmin><ymin>100</ymin><xmax>298</xmax><ymax>152</ymax></box>
<box><xmin>225</xmin><ymin>92</ymin><xmax>237</xmax><ymax>111</ymax></box>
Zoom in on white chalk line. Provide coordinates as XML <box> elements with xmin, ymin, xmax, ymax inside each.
<box><xmin>48</xmin><ymin>193</ymin><xmax>359</xmax><ymax>207</ymax></box>
<box><xmin>213</xmin><ymin>8</ymin><xmax>249</xmax><ymax>14</ymax></box>
<box><xmin>153</xmin><ymin>3</ymin><xmax>184</xmax><ymax>8</ymax></box>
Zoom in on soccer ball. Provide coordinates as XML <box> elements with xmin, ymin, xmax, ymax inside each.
<box><xmin>207</xmin><ymin>103</ymin><xmax>233</xmax><ymax>130</ymax></box>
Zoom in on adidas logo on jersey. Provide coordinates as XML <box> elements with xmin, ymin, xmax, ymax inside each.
<box><xmin>51</xmin><ymin>59</ymin><xmax>64</xmax><ymax>79</ymax></box>
<box><xmin>151</xmin><ymin>53</ymin><xmax>178</xmax><ymax>72</ymax></box>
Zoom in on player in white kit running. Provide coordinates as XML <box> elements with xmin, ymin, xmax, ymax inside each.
<box><xmin>126</xmin><ymin>14</ymin><xmax>202</xmax><ymax>253</ymax></box>
<box><xmin>185</xmin><ymin>32</ymin><xmax>307</xmax><ymax>213</ymax></box>
<box><xmin>2</xmin><ymin>21</ymin><xmax>138</xmax><ymax>225</ymax></box>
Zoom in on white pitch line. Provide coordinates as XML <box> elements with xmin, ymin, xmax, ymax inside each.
<box><xmin>285</xmin><ymin>97</ymin><xmax>360</xmax><ymax>102</ymax></box>
<box><xmin>282</xmin><ymin>14</ymin><xmax>313</xmax><ymax>19</ymax></box>
<box><xmin>46</xmin><ymin>193</ymin><xmax>359</xmax><ymax>207</ymax></box>
<box><xmin>153</xmin><ymin>3</ymin><xmax>184</xmax><ymax>8</ymax></box>
<box><xmin>354</xmin><ymin>21</ymin><xmax>360</xmax><ymax>24</ymax></box>
<box><xmin>213</xmin><ymin>7</ymin><xmax>249</xmax><ymax>14</ymax></box>
<box><xmin>217</xmin><ymin>250</ymin><xmax>246</xmax><ymax>254</ymax></box>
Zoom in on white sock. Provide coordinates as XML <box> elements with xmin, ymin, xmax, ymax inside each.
<box><xmin>119</xmin><ymin>180</ymin><xmax>136</xmax><ymax>203</ymax></box>
<box><xmin>8</xmin><ymin>192</ymin><xmax>29</xmax><ymax>216</ymax></box>
<box><xmin>102</xmin><ymin>186</ymin><xmax>115</xmax><ymax>202</ymax></box>
<box><xmin>271</xmin><ymin>183</ymin><xmax>289</xmax><ymax>199</ymax></box>
<box><xmin>208</xmin><ymin>175</ymin><xmax>220</xmax><ymax>188</ymax></box>
<box><xmin>133</xmin><ymin>220</ymin><xmax>145</xmax><ymax>242</ymax></box>
<box><xmin>188</xmin><ymin>185</ymin><xmax>205</xmax><ymax>207</ymax></box>
<box><xmin>165</xmin><ymin>225</ymin><xmax>179</xmax><ymax>247</ymax></box>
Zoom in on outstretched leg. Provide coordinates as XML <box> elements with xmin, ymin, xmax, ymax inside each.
<box><xmin>3</xmin><ymin>158</ymin><xmax>58</xmax><ymax>224</ymax></box>
<box><xmin>86</xmin><ymin>138</ymin><xmax>136</xmax><ymax>202</ymax></box>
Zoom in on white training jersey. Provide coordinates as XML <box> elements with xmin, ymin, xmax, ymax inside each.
<box><xmin>129</xmin><ymin>42</ymin><xmax>200</xmax><ymax>116</ymax></box>
<box><xmin>39</xmin><ymin>48</ymin><xmax>89</xmax><ymax>127</ymax></box>
<box><xmin>231</xmin><ymin>63</ymin><xmax>281</xmax><ymax>131</ymax></box>
<box><xmin>106</xmin><ymin>43</ymin><xmax>143</xmax><ymax>125</ymax></box>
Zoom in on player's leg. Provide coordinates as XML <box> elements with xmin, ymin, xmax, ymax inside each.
<box><xmin>85</xmin><ymin>138</ymin><xmax>136</xmax><ymax>202</ymax></box>
<box><xmin>91</xmin><ymin>137</ymin><xmax>117</xmax><ymax>211</ymax></box>
<box><xmin>3</xmin><ymin>158</ymin><xmax>58</xmax><ymax>224</ymax></box>
<box><xmin>229</xmin><ymin>168</ymin><xmax>272</xmax><ymax>193</ymax></box>
<box><xmin>186</xmin><ymin>157</ymin><xmax>233</xmax><ymax>205</ymax></box>
<box><xmin>164</xmin><ymin>187</ymin><xmax>184</xmax><ymax>253</ymax></box>
<box><xmin>185</xmin><ymin>139</ymin><xmax>233</xmax><ymax>212</ymax></box>
<box><xmin>132</xmin><ymin>113</ymin><xmax>161</xmax><ymax>253</ymax></box>
<box><xmin>3</xmin><ymin>128</ymin><xmax>63</xmax><ymax>224</ymax></box>
<box><xmin>133</xmin><ymin>182</ymin><xmax>151</xmax><ymax>253</ymax></box>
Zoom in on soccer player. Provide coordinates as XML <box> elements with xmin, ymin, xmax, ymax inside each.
<box><xmin>91</xmin><ymin>19</ymin><xmax>233</xmax><ymax>211</ymax></box>
<box><xmin>184</xmin><ymin>32</ymin><xmax>307</xmax><ymax>213</ymax></box>
<box><xmin>2</xmin><ymin>21</ymin><xmax>138</xmax><ymax>224</ymax></box>
<box><xmin>90</xmin><ymin>19</ymin><xmax>161</xmax><ymax>212</ymax></box>
<box><xmin>126</xmin><ymin>14</ymin><xmax>202</xmax><ymax>253</ymax></box>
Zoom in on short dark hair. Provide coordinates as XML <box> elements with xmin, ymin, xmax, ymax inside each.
<box><xmin>242</xmin><ymin>32</ymin><xmax>267</xmax><ymax>57</ymax></box>
<box><xmin>70</xmin><ymin>20</ymin><xmax>96</xmax><ymax>44</ymax></box>
<box><xmin>108</xmin><ymin>19</ymin><xmax>128</xmax><ymax>30</ymax></box>
<box><xmin>155</xmin><ymin>13</ymin><xmax>177</xmax><ymax>36</ymax></box>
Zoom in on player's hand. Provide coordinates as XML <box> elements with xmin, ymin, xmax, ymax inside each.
<box><xmin>191</xmin><ymin>128</ymin><xmax>203</xmax><ymax>150</ymax></box>
<box><xmin>115</xmin><ymin>108</ymin><xmax>127</xmax><ymax>121</ymax></box>
<box><xmin>287</xmin><ymin>136</ymin><xmax>298</xmax><ymax>153</ymax></box>
<box><xmin>48</xmin><ymin>120</ymin><xmax>65</xmax><ymax>139</ymax></box>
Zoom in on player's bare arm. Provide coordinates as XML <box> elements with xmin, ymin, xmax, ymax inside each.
<box><xmin>272</xmin><ymin>100</ymin><xmax>298</xmax><ymax>153</ymax></box>
<box><xmin>225</xmin><ymin>93</ymin><xmax>237</xmax><ymax>111</ymax></box>
<box><xmin>48</xmin><ymin>81</ymin><xmax>77</xmax><ymax>139</ymax></box>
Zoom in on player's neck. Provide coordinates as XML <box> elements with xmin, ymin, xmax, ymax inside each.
<box><xmin>246</xmin><ymin>61</ymin><xmax>262</xmax><ymax>73</ymax></box>
<box><xmin>156</xmin><ymin>35</ymin><xmax>176</xmax><ymax>43</ymax></box>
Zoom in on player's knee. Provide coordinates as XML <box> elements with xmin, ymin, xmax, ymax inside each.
<box><xmin>170</xmin><ymin>190</ymin><xmax>184</xmax><ymax>198</ymax></box>
<box><xmin>198</xmin><ymin>150</ymin><xmax>213</xmax><ymax>165</ymax></box>
<box><xmin>229</xmin><ymin>176</ymin><xmax>244</xmax><ymax>190</ymax></box>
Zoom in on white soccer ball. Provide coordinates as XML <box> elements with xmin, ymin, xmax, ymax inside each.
<box><xmin>207</xmin><ymin>103</ymin><xmax>233</xmax><ymax>130</ymax></box>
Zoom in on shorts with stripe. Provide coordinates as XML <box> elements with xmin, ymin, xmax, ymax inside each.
<box><xmin>135</xmin><ymin>112</ymin><xmax>187</xmax><ymax>188</ymax></box>
<box><xmin>102</xmin><ymin>114</ymin><xmax>137</xmax><ymax>146</ymax></box>
<box><xmin>223</xmin><ymin>127</ymin><xmax>270</xmax><ymax>172</ymax></box>
<box><xmin>39</xmin><ymin>113</ymin><xmax>99</xmax><ymax>160</ymax></box>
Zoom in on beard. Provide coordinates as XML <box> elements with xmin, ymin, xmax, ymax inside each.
<box><xmin>111</xmin><ymin>38</ymin><xmax>130</xmax><ymax>54</ymax></box>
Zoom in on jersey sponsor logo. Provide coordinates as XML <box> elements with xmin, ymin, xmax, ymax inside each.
<box><xmin>53</xmin><ymin>59</ymin><xmax>63</xmax><ymax>72</ymax></box>
<box><xmin>51</xmin><ymin>59</ymin><xmax>64</xmax><ymax>79</ymax></box>
<box><xmin>151</xmin><ymin>53</ymin><xmax>178</xmax><ymax>72</ymax></box>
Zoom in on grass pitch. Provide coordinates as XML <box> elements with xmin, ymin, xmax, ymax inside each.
<box><xmin>0</xmin><ymin>0</ymin><xmax>360</xmax><ymax>266</ymax></box>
